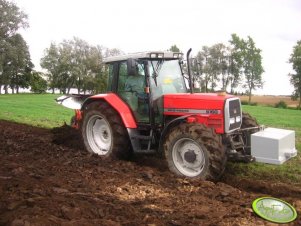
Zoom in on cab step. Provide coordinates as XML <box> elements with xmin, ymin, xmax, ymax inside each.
<box><xmin>131</xmin><ymin>134</ymin><xmax>152</xmax><ymax>141</ymax></box>
<box><xmin>134</xmin><ymin>149</ymin><xmax>156</xmax><ymax>154</ymax></box>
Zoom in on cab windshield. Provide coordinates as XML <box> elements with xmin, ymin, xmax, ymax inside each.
<box><xmin>148</xmin><ymin>60</ymin><xmax>187</xmax><ymax>100</ymax></box>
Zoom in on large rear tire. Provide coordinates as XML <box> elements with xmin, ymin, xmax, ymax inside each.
<box><xmin>164</xmin><ymin>123</ymin><xmax>226</xmax><ymax>180</ymax></box>
<box><xmin>82</xmin><ymin>102</ymin><xmax>131</xmax><ymax>159</ymax></box>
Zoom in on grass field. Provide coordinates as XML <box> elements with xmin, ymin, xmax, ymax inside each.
<box><xmin>0</xmin><ymin>94</ymin><xmax>74</xmax><ymax>128</ymax></box>
<box><xmin>0</xmin><ymin>93</ymin><xmax>300</xmax><ymax>184</ymax></box>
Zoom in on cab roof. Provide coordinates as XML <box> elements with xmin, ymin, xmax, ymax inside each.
<box><xmin>103</xmin><ymin>51</ymin><xmax>183</xmax><ymax>63</ymax></box>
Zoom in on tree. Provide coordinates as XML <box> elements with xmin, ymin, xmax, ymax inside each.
<box><xmin>230</xmin><ymin>34</ymin><xmax>264</xmax><ymax>103</ymax></box>
<box><xmin>8</xmin><ymin>34</ymin><xmax>32</xmax><ymax>93</ymax></box>
<box><xmin>41</xmin><ymin>37</ymin><xmax>108</xmax><ymax>94</ymax></box>
<box><xmin>169</xmin><ymin>45</ymin><xmax>181</xmax><ymax>53</ymax></box>
<box><xmin>228</xmin><ymin>36</ymin><xmax>243</xmax><ymax>94</ymax></box>
<box><xmin>243</xmin><ymin>36</ymin><xmax>264</xmax><ymax>103</ymax></box>
<box><xmin>0</xmin><ymin>0</ymin><xmax>28</xmax><ymax>38</ymax></box>
<box><xmin>190</xmin><ymin>53</ymin><xmax>203</xmax><ymax>92</ymax></box>
<box><xmin>57</xmin><ymin>39</ymin><xmax>75</xmax><ymax>94</ymax></box>
<box><xmin>196</xmin><ymin>45</ymin><xmax>224</xmax><ymax>92</ymax></box>
<box><xmin>40</xmin><ymin>43</ymin><xmax>60</xmax><ymax>93</ymax></box>
<box><xmin>30</xmin><ymin>71</ymin><xmax>47</xmax><ymax>93</ymax></box>
<box><xmin>85</xmin><ymin>45</ymin><xmax>105</xmax><ymax>93</ymax></box>
<box><xmin>103</xmin><ymin>48</ymin><xmax>122</xmax><ymax>58</ymax></box>
<box><xmin>207</xmin><ymin>43</ymin><xmax>230</xmax><ymax>91</ymax></box>
<box><xmin>1</xmin><ymin>33</ymin><xmax>32</xmax><ymax>94</ymax></box>
<box><xmin>288</xmin><ymin>40</ymin><xmax>301</xmax><ymax>109</ymax></box>
<box><xmin>0</xmin><ymin>0</ymin><xmax>28</xmax><ymax>94</ymax></box>
<box><xmin>195</xmin><ymin>46</ymin><xmax>210</xmax><ymax>92</ymax></box>
<box><xmin>195</xmin><ymin>44</ymin><xmax>234</xmax><ymax>93</ymax></box>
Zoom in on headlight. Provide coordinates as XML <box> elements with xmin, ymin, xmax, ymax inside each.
<box><xmin>230</xmin><ymin>117</ymin><xmax>235</xmax><ymax>124</ymax></box>
<box><xmin>236</xmin><ymin>116</ymin><xmax>241</xmax><ymax>122</ymax></box>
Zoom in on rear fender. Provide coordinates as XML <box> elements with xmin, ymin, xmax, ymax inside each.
<box><xmin>81</xmin><ymin>93</ymin><xmax>137</xmax><ymax>129</ymax></box>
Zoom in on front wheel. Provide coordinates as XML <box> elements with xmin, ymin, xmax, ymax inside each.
<box><xmin>82</xmin><ymin>102</ymin><xmax>131</xmax><ymax>159</ymax></box>
<box><xmin>240</xmin><ymin>112</ymin><xmax>260</xmax><ymax>155</ymax></box>
<box><xmin>164</xmin><ymin>123</ymin><xmax>226</xmax><ymax>180</ymax></box>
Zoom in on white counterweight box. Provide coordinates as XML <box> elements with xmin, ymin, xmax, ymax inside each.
<box><xmin>251</xmin><ymin>128</ymin><xmax>297</xmax><ymax>164</ymax></box>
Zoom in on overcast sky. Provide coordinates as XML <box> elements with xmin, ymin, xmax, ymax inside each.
<box><xmin>13</xmin><ymin>0</ymin><xmax>301</xmax><ymax>95</ymax></box>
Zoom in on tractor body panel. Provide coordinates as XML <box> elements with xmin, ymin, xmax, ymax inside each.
<box><xmin>163</xmin><ymin>93</ymin><xmax>241</xmax><ymax>134</ymax></box>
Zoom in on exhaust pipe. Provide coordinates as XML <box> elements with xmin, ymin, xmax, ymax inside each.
<box><xmin>186</xmin><ymin>48</ymin><xmax>193</xmax><ymax>94</ymax></box>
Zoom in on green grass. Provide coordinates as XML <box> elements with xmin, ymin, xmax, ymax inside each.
<box><xmin>226</xmin><ymin>105</ymin><xmax>301</xmax><ymax>185</ymax></box>
<box><xmin>0</xmin><ymin>94</ymin><xmax>300</xmax><ymax>185</ymax></box>
<box><xmin>0</xmin><ymin>94</ymin><xmax>74</xmax><ymax>128</ymax></box>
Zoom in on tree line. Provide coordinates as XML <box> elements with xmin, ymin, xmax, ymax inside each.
<box><xmin>186</xmin><ymin>34</ymin><xmax>264</xmax><ymax>103</ymax></box>
<box><xmin>1</xmin><ymin>0</ymin><xmax>301</xmax><ymax>108</ymax></box>
<box><xmin>40</xmin><ymin>38</ymin><xmax>122</xmax><ymax>95</ymax></box>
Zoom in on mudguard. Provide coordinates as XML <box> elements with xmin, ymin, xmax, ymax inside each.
<box><xmin>56</xmin><ymin>93</ymin><xmax>137</xmax><ymax>129</ymax></box>
<box><xmin>158</xmin><ymin>115</ymin><xmax>192</xmax><ymax>152</ymax></box>
<box><xmin>84</xmin><ymin>93</ymin><xmax>137</xmax><ymax>128</ymax></box>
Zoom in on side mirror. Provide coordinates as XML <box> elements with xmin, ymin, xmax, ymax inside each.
<box><xmin>127</xmin><ymin>58</ymin><xmax>137</xmax><ymax>76</ymax></box>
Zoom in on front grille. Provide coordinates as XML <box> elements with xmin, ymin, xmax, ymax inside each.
<box><xmin>224</xmin><ymin>98</ymin><xmax>242</xmax><ymax>133</ymax></box>
<box><xmin>229</xmin><ymin>99</ymin><xmax>241</xmax><ymax>131</ymax></box>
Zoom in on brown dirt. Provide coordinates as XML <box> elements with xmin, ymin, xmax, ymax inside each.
<box><xmin>0</xmin><ymin>120</ymin><xmax>300</xmax><ymax>226</ymax></box>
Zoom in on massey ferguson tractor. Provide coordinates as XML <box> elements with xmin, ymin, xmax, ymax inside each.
<box><xmin>57</xmin><ymin>49</ymin><xmax>261</xmax><ymax>180</ymax></box>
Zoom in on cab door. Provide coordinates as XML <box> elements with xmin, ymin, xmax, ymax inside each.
<box><xmin>116</xmin><ymin>61</ymin><xmax>149</xmax><ymax>122</ymax></box>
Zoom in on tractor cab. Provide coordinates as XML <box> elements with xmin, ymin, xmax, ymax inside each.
<box><xmin>103</xmin><ymin>51</ymin><xmax>187</xmax><ymax>124</ymax></box>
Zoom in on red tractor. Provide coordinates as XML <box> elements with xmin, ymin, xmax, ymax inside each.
<box><xmin>57</xmin><ymin>49</ymin><xmax>259</xmax><ymax>180</ymax></box>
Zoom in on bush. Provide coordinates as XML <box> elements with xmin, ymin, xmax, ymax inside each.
<box><xmin>275</xmin><ymin>100</ymin><xmax>287</xmax><ymax>109</ymax></box>
<box><xmin>30</xmin><ymin>72</ymin><xmax>48</xmax><ymax>94</ymax></box>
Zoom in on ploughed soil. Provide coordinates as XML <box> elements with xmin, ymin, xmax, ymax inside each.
<box><xmin>0</xmin><ymin>120</ymin><xmax>300</xmax><ymax>226</ymax></box>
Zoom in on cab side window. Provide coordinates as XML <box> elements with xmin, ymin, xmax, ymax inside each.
<box><xmin>106</xmin><ymin>64</ymin><xmax>114</xmax><ymax>91</ymax></box>
<box><xmin>118</xmin><ymin>62</ymin><xmax>128</xmax><ymax>92</ymax></box>
<box><xmin>117</xmin><ymin>61</ymin><xmax>148</xmax><ymax>121</ymax></box>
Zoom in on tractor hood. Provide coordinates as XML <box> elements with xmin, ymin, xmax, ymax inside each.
<box><xmin>163</xmin><ymin>93</ymin><xmax>234</xmax><ymax>113</ymax></box>
<box><xmin>163</xmin><ymin>93</ymin><xmax>241</xmax><ymax>134</ymax></box>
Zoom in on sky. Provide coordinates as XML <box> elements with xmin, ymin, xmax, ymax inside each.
<box><xmin>13</xmin><ymin>0</ymin><xmax>301</xmax><ymax>95</ymax></box>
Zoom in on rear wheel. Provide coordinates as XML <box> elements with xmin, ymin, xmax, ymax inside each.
<box><xmin>164</xmin><ymin>123</ymin><xmax>226</xmax><ymax>180</ymax></box>
<box><xmin>82</xmin><ymin>102</ymin><xmax>131</xmax><ymax>159</ymax></box>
